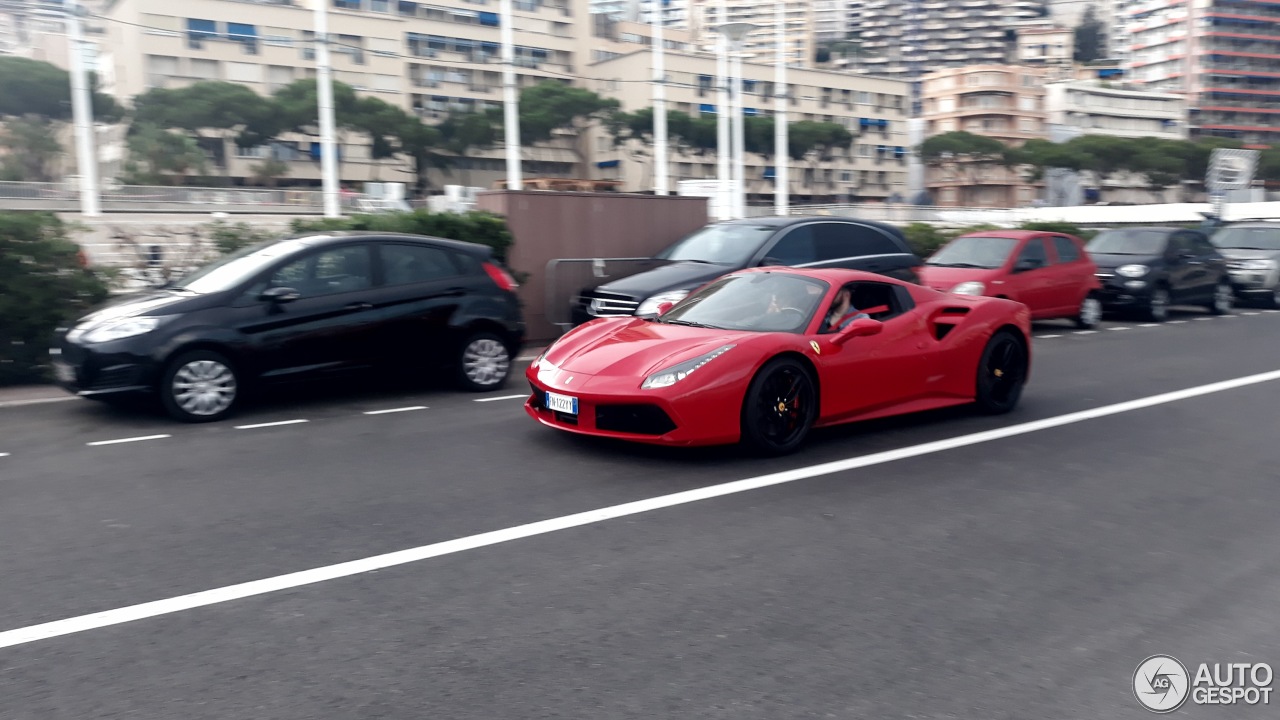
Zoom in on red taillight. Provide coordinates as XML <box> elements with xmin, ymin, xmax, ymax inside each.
<box><xmin>483</xmin><ymin>261</ymin><xmax>518</xmax><ymax>292</ymax></box>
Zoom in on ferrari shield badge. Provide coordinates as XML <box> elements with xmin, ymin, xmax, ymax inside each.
<box><xmin>810</xmin><ymin>340</ymin><xmax>821</xmax><ymax>354</ymax></box>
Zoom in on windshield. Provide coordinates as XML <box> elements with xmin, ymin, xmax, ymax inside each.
<box><xmin>1212</xmin><ymin>227</ymin><xmax>1280</xmax><ymax>251</ymax></box>
<box><xmin>658</xmin><ymin>272</ymin><xmax>829</xmax><ymax>333</ymax></box>
<box><xmin>171</xmin><ymin>237</ymin><xmax>308</xmax><ymax>294</ymax></box>
<box><xmin>654</xmin><ymin>223</ymin><xmax>776</xmax><ymax>265</ymax></box>
<box><xmin>1086</xmin><ymin>229</ymin><xmax>1169</xmax><ymax>256</ymax></box>
<box><xmin>926</xmin><ymin>236</ymin><xmax>1019</xmax><ymax>269</ymax></box>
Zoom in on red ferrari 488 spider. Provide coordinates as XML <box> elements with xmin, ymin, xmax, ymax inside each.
<box><xmin>525</xmin><ymin>268</ymin><xmax>1032</xmax><ymax>454</ymax></box>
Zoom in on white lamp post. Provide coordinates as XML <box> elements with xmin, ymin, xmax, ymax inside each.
<box><xmin>716</xmin><ymin>22</ymin><xmax>756</xmax><ymax>219</ymax></box>
<box><xmin>313</xmin><ymin>0</ymin><xmax>341</xmax><ymax>217</ymax></box>
<box><xmin>714</xmin><ymin>0</ymin><xmax>730</xmax><ymax>220</ymax></box>
<box><xmin>500</xmin><ymin>0</ymin><xmax>522</xmax><ymax>191</ymax></box>
<box><xmin>652</xmin><ymin>0</ymin><xmax>668</xmax><ymax>195</ymax></box>
<box><xmin>774</xmin><ymin>1</ymin><xmax>788</xmax><ymax>216</ymax></box>
<box><xmin>63</xmin><ymin>0</ymin><xmax>100</xmax><ymax>217</ymax></box>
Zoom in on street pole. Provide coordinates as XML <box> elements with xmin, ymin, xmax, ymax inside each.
<box><xmin>313</xmin><ymin>0</ymin><xmax>341</xmax><ymax>218</ymax></box>
<box><xmin>652</xmin><ymin>0</ymin><xmax>668</xmax><ymax>195</ymax></box>
<box><xmin>731</xmin><ymin>51</ymin><xmax>744</xmax><ymax>218</ymax></box>
<box><xmin>774</xmin><ymin>0</ymin><xmax>788</xmax><ymax>216</ymax></box>
<box><xmin>715</xmin><ymin>0</ymin><xmax>730</xmax><ymax>219</ymax></box>
<box><xmin>64</xmin><ymin>0</ymin><xmax>99</xmax><ymax>217</ymax></box>
<box><xmin>500</xmin><ymin>0</ymin><xmax>522</xmax><ymax>190</ymax></box>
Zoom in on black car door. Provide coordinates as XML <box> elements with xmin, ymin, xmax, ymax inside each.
<box><xmin>232</xmin><ymin>243</ymin><xmax>383</xmax><ymax>380</ymax></box>
<box><xmin>1168</xmin><ymin>230</ymin><xmax>1214</xmax><ymax>302</ymax></box>
<box><xmin>373</xmin><ymin>241</ymin><xmax>475</xmax><ymax>370</ymax></box>
<box><xmin>1188</xmin><ymin>230</ymin><xmax>1228</xmax><ymax>299</ymax></box>
<box><xmin>807</xmin><ymin>222</ymin><xmax>918</xmax><ymax>279</ymax></box>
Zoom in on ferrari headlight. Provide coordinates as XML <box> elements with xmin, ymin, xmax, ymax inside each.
<box><xmin>81</xmin><ymin>316</ymin><xmax>163</xmax><ymax>343</ymax></box>
<box><xmin>1116</xmin><ymin>264</ymin><xmax>1150</xmax><ymax>278</ymax></box>
<box><xmin>1242</xmin><ymin>259</ymin><xmax>1277</xmax><ymax>271</ymax></box>
<box><xmin>951</xmin><ymin>281</ymin><xmax>986</xmax><ymax>296</ymax></box>
<box><xmin>641</xmin><ymin>344</ymin><xmax>735</xmax><ymax>389</ymax></box>
<box><xmin>636</xmin><ymin>290</ymin><xmax>690</xmax><ymax>317</ymax></box>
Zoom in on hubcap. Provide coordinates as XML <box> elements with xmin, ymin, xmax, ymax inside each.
<box><xmin>464</xmin><ymin>338</ymin><xmax>509</xmax><ymax>387</ymax></box>
<box><xmin>1080</xmin><ymin>297</ymin><xmax>1102</xmax><ymax>326</ymax></box>
<box><xmin>985</xmin><ymin>338</ymin><xmax>1025</xmax><ymax>405</ymax></box>
<box><xmin>172</xmin><ymin>360</ymin><xmax>236</xmax><ymax>416</ymax></box>
<box><xmin>1215</xmin><ymin>283</ymin><xmax>1233</xmax><ymax>312</ymax></box>
<box><xmin>1151</xmin><ymin>290</ymin><xmax>1169</xmax><ymax>319</ymax></box>
<box><xmin>755</xmin><ymin>367</ymin><xmax>812</xmax><ymax>446</ymax></box>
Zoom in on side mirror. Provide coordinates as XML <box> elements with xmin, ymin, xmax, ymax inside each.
<box><xmin>833</xmin><ymin>317</ymin><xmax>883</xmax><ymax>344</ymax></box>
<box><xmin>260</xmin><ymin>286</ymin><xmax>300</xmax><ymax>304</ymax></box>
<box><xmin>1014</xmin><ymin>258</ymin><xmax>1042</xmax><ymax>273</ymax></box>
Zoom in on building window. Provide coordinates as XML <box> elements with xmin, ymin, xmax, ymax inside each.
<box><xmin>186</xmin><ymin>18</ymin><xmax>217</xmax><ymax>49</ymax></box>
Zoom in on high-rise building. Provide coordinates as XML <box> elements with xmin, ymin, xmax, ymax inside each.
<box><xmin>689</xmin><ymin>0</ymin><xmax>815</xmax><ymax>67</ymax></box>
<box><xmin>1123</xmin><ymin>0</ymin><xmax>1280</xmax><ymax>147</ymax></box>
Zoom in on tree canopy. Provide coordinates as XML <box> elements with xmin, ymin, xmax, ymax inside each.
<box><xmin>0</xmin><ymin>56</ymin><xmax>122</xmax><ymax>122</ymax></box>
<box><xmin>1073</xmin><ymin>5</ymin><xmax>1107</xmax><ymax>63</ymax></box>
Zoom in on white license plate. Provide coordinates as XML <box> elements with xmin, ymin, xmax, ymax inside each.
<box><xmin>53</xmin><ymin>361</ymin><xmax>74</xmax><ymax>383</ymax></box>
<box><xmin>545</xmin><ymin>391</ymin><xmax>578</xmax><ymax>415</ymax></box>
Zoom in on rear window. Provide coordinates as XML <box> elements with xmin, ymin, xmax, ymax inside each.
<box><xmin>1087</xmin><ymin>230</ymin><xmax>1169</xmax><ymax>256</ymax></box>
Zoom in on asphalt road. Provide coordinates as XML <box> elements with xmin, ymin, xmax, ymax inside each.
<box><xmin>3</xmin><ymin>306</ymin><xmax>1280</xmax><ymax>718</ymax></box>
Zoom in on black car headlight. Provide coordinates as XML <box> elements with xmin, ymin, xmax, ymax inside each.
<box><xmin>78</xmin><ymin>316</ymin><xmax>168</xmax><ymax>344</ymax></box>
<box><xmin>641</xmin><ymin>345</ymin><xmax>735</xmax><ymax>389</ymax></box>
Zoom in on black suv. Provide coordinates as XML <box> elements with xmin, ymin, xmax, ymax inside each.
<box><xmin>51</xmin><ymin>232</ymin><xmax>525</xmax><ymax>422</ymax></box>
<box><xmin>1085</xmin><ymin>226</ymin><xmax>1233</xmax><ymax>321</ymax></box>
<box><xmin>572</xmin><ymin>216</ymin><xmax>923</xmax><ymax>323</ymax></box>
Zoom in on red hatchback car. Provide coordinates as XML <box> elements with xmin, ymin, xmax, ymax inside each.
<box><xmin>918</xmin><ymin>230</ymin><xmax>1103</xmax><ymax>328</ymax></box>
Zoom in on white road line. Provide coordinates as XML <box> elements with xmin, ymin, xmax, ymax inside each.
<box><xmin>5</xmin><ymin>367</ymin><xmax>1280</xmax><ymax>651</ymax></box>
<box><xmin>86</xmin><ymin>434</ymin><xmax>171</xmax><ymax>447</ymax></box>
<box><xmin>234</xmin><ymin>419</ymin><xmax>309</xmax><ymax>430</ymax></box>
<box><xmin>363</xmin><ymin>406</ymin><xmax>428</xmax><ymax>416</ymax></box>
<box><xmin>1035</xmin><ymin>334</ymin><xmax>1062</xmax><ymax>339</ymax></box>
<box><xmin>1169</xmin><ymin>320</ymin><xmax>1188</xmax><ymax>324</ymax></box>
<box><xmin>474</xmin><ymin>394</ymin><xmax>527</xmax><ymax>403</ymax></box>
<box><xmin>1074</xmin><ymin>330</ymin><xmax>1097</xmax><ymax>335</ymax></box>
<box><xmin>1109</xmin><ymin>326</ymin><xmax>1130</xmax><ymax>331</ymax></box>
<box><xmin>1265</xmin><ymin>310</ymin><xmax>1280</xmax><ymax>314</ymax></box>
<box><xmin>1243</xmin><ymin>312</ymin><xmax>1260</xmax><ymax>316</ymax></box>
<box><xmin>1196</xmin><ymin>317</ymin><xmax>1213</xmax><ymax>321</ymax></box>
<box><xmin>0</xmin><ymin>396</ymin><xmax>78</xmax><ymax>409</ymax></box>
<box><xmin>1139</xmin><ymin>323</ymin><xmax>1160</xmax><ymax>328</ymax></box>
<box><xmin>0</xmin><ymin>453</ymin><xmax>9</xmax><ymax>458</ymax></box>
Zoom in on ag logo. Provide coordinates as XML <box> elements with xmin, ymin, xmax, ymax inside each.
<box><xmin>1134</xmin><ymin>655</ymin><xmax>1191</xmax><ymax>713</ymax></box>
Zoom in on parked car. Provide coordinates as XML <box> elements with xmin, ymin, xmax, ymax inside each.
<box><xmin>1085</xmin><ymin>227</ymin><xmax>1233</xmax><ymax>322</ymax></box>
<box><xmin>51</xmin><ymin>232</ymin><xmax>525</xmax><ymax>422</ymax></box>
<box><xmin>570</xmin><ymin>216</ymin><xmax>923</xmax><ymax>325</ymax></box>
<box><xmin>529</xmin><ymin>267</ymin><xmax>1032</xmax><ymax>455</ymax></box>
<box><xmin>1209</xmin><ymin>222</ymin><xmax>1280</xmax><ymax>307</ymax></box>
<box><xmin>918</xmin><ymin>230</ymin><xmax>1103</xmax><ymax>328</ymax></box>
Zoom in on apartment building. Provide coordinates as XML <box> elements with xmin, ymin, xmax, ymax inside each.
<box><xmin>589</xmin><ymin>0</ymin><xmax>688</xmax><ymax>26</ymax></box>
<box><xmin>1123</xmin><ymin>0</ymin><xmax>1280</xmax><ymax>147</ymax></box>
<box><xmin>921</xmin><ymin>64</ymin><xmax>1048</xmax><ymax>207</ymax></box>
<box><xmin>588</xmin><ymin>50</ymin><xmax>912</xmax><ymax>203</ymax></box>
<box><xmin>689</xmin><ymin>0</ymin><xmax>815</xmax><ymax>67</ymax></box>
<box><xmin>99</xmin><ymin>0</ymin><xmax>593</xmax><ymax>189</ymax></box>
<box><xmin>1045</xmin><ymin>78</ymin><xmax>1187</xmax><ymax>141</ymax></box>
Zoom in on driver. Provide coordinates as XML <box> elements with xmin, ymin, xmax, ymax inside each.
<box><xmin>824</xmin><ymin>287</ymin><xmax>870</xmax><ymax>332</ymax></box>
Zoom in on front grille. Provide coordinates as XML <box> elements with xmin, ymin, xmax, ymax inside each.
<box><xmin>89</xmin><ymin>364</ymin><xmax>139</xmax><ymax>390</ymax></box>
<box><xmin>576</xmin><ymin>289</ymin><xmax>641</xmax><ymax>318</ymax></box>
<box><xmin>595</xmin><ymin>404</ymin><xmax>677</xmax><ymax>436</ymax></box>
<box><xmin>1095</xmin><ymin>272</ymin><xmax>1115</xmax><ymax>280</ymax></box>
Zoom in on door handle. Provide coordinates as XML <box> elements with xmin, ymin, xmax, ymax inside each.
<box><xmin>345</xmin><ymin>301</ymin><xmax>373</xmax><ymax>311</ymax></box>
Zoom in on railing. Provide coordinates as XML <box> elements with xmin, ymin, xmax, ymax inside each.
<box><xmin>0</xmin><ymin>181</ymin><xmax>342</xmax><ymax>213</ymax></box>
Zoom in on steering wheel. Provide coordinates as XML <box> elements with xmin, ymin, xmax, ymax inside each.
<box><xmin>759</xmin><ymin>307</ymin><xmax>806</xmax><ymax>330</ymax></box>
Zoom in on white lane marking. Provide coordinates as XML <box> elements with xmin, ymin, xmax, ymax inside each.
<box><xmin>1265</xmin><ymin>310</ymin><xmax>1280</xmax><ymax>314</ymax></box>
<box><xmin>1074</xmin><ymin>330</ymin><xmax>1097</xmax><ymax>335</ymax></box>
<box><xmin>1196</xmin><ymin>317</ymin><xmax>1213</xmax><ymax>321</ymax></box>
<box><xmin>1139</xmin><ymin>323</ymin><xmax>1160</xmax><ymax>328</ymax></box>
<box><xmin>1109</xmin><ymin>326</ymin><xmax>1131</xmax><ymax>331</ymax></box>
<box><xmin>234</xmin><ymin>419</ymin><xmax>309</xmax><ymax>430</ymax></box>
<box><xmin>86</xmin><ymin>434</ymin><xmax>171</xmax><ymax>447</ymax></box>
<box><xmin>1242</xmin><ymin>312</ymin><xmax>1260</xmax><ymax>316</ymax></box>
<box><xmin>0</xmin><ymin>453</ymin><xmax>9</xmax><ymax>458</ymax></box>
<box><xmin>5</xmin><ymin>368</ymin><xmax>1280</xmax><ymax>651</ymax></box>
<box><xmin>474</xmin><ymin>394</ymin><xmax>527</xmax><ymax>403</ymax></box>
<box><xmin>1169</xmin><ymin>320</ymin><xmax>1188</xmax><ymax>324</ymax></box>
<box><xmin>363</xmin><ymin>406</ymin><xmax>428</xmax><ymax>416</ymax></box>
<box><xmin>0</xmin><ymin>396</ymin><xmax>79</xmax><ymax>409</ymax></box>
<box><xmin>1035</xmin><ymin>334</ymin><xmax>1062</xmax><ymax>339</ymax></box>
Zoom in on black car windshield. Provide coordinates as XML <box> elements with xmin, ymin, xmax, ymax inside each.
<box><xmin>1212</xmin><ymin>227</ymin><xmax>1280</xmax><ymax>251</ymax></box>
<box><xmin>170</xmin><ymin>237</ymin><xmax>312</xmax><ymax>293</ymax></box>
<box><xmin>659</xmin><ymin>272</ymin><xmax>829</xmax><ymax>333</ymax></box>
<box><xmin>1087</xmin><ymin>229</ymin><xmax>1169</xmax><ymax>256</ymax></box>
<box><xmin>926</xmin><ymin>236</ymin><xmax>1019</xmax><ymax>269</ymax></box>
<box><xmin>654</xmin><ymin>223</ymin><xmax>776</xmax><ymax>265</ymax></box>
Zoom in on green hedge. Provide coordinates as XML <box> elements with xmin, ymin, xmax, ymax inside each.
<box><xmin>0</xmin><ymin>212</ymin><xmax>110</xmax><ymax>386</ymax></box>
<box><xmin>903</xmin><ymin>221</ymin><xmax>1099</xmax><ymax>258</ymax></box>
<box><xmin>290</xmin><ymin>209</ymin><xmax>514</xmax><ymax>264</ymax></box>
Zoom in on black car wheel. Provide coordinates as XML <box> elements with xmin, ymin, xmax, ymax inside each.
<box><xmin>1270</xmin><ymin>286</ymin><xmax>1280</xmax><ymax>309</ymax></box>
<box><xmin>1144</xmin><ymin>287</ymin><xmax>1171</xmax><ymax>322</ymax></box>
<box><xmin>974</xmin><ymin>330</ymin><xmax>1027</xmax><ymax>415</ymax></box>
<box><xmin>740</xmin><ymin>357</ymin><xmax>818</xmax><ymax>455</ymax></box>
<box><xmin>457</xmin><ymin>331</ymin><xmax>512</xmax><ymax>392</ymax></box>
<box><xmin>1207</xmin><ymin>279</ymin><xmax>1233</xmax><ymax>315</ymax></box>
<box><xmin>159</xmin><ymin>349</ymin><xmax>240</xmax><ymax>423</ymax></box>
<box><xmin>1075</xmin><ymin>292</ymin><xmax>1103</xmax><ymax>329</ymax></box>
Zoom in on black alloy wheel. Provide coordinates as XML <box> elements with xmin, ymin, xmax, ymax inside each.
<box><xmin>741</xmin><ymin>357</ymin><xmax>818</xmax><ymax>455</ymax></box>
<box><xmin>974</xmin><ymin>330</ymin><xmax>1028</xmax><ymax>415</ymax></box>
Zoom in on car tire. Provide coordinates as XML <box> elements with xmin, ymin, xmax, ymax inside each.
<box><xmin>1270</xmin><ymin>286</ymin><xmax>1280</xmax><ymax>309</ymax></box>
<box><xmin>974</xmin><ymin>329</ymin><xmax>1028</xmax><ymax>415</ymax></box>
<box><xmin>456</xmin><ymin>331</ymin><xmax>513</xmax><ymax>392</ymax></box>
<box><xmin>1144</xmin><ymin>287</ymin><xmax>1170</xmax><ymax>323</ymax></box>
<box><xmin>1207</xmin><ymin>278</ymin><xmax>1233</xmax><ymax>315</ymax></box>
<box><xmin>1075</xmin><ymin>292</ymin><xmax>1103</xmax><ymax>329</ymax></box>
<box><xmin>740</xmin><ymin>356</ymin><xmax>818</xmax><ymax>456</ymax></box>
<box><xmin>159</xmin><ymin>349</ymin><xmax>240</xmax><ymax>423</ymax></box>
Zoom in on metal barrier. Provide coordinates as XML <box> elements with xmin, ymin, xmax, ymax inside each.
<box><xmin>0</xmin><ymin>181</ymin><xmax>352</xmax><ymax>213</ymax></box>
<box><xmin>543</xmin><ymin>257</ymin><xmax>663</xmax><ymax>335</ymax></box>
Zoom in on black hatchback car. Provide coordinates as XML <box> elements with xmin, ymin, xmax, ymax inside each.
<box><xmin>1085</xmin><ymin>226</ymin><xmax>1233</xmax><ymax>322</ymax></box>
<box><xmin>571</xmin><ymin>216</ymin><xmax>922</xmax><ymax>323</ymax></box>
<box><xmin>51</xmin><ymin>232</ymin><xmax>525</xmax><ymax>422</ymax></box>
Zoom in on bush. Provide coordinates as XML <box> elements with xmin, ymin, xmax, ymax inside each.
<box><xmin>0</xmin><ymin>212</ymin><xmax>110</xmax><ymax>386</ymax></box>
<box><xmin>290</xmin><ymin>209</ymin><xmax>514</xmax><ymax>263</ymax></box>
<box><xmin>902</xmin><ymin>223</ymin><xmax>950</xmax><ymax>258</ymax></box>
<box><xmin>207</xmin><ymin>219</ymin><xmax>278</xmax><ymax>255</ymax></box>
<box><xmin>1018</xmin><ymin>221</ymin><xmax>1099</xmax><ymax>241</ymax></box>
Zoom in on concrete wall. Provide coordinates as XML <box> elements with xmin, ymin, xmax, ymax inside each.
<box><xmin>476</xmin><ymin>190</ymin><xmax>711</xmax><ymax>341</ymax></box>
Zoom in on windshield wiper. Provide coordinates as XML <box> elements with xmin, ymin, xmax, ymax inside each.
<box><xmin>663</xmin><ymin>319</ymin><xmax>717</xmax><ymax>328</ymax></box>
